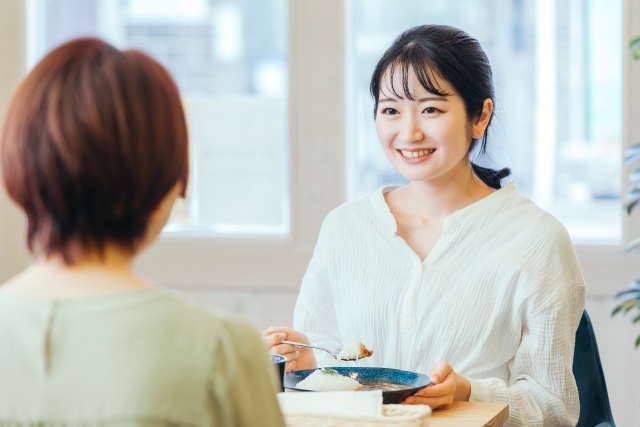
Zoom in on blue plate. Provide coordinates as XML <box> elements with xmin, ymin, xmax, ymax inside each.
<box><xmin>285</xmin><ymin>367</ymin><xmax>431</xmax><ymax>404</ymax></box>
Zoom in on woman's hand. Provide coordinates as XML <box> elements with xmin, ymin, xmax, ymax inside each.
<box><xmin>402</xmin><ymin>361</ymin><xmax>471</xmax><ymax>409</ymax></box>
<box><xmin>262</xmin><ymin>326</ymin><xmax>317</xmax><ymax>373</ymax></box>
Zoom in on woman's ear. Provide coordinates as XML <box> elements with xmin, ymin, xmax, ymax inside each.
<box><xmin>472</xmin><ymin>98</ymin><xmax>494</xmax><ymax>139</ymax></box>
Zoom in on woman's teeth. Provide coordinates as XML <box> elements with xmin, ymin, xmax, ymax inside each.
<box><xmin>400</xmin><ymin>149</ymin><xmax>435</xmax><ymax>158</ymax></box>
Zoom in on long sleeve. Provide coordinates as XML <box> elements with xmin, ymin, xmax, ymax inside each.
<box><xmin>293</xmin><ymin>213</ymin><xmax>346</xmax><ymax>367</ymax></box>
<box><xmin>208</xmin><ymin>317</ymin><xmax>287</xmax><ymax>427</ymax></box>
<box><xmin>468</xmin><ymin>219</ymin><xmax>586</xmax><ymax>427</ymax></box>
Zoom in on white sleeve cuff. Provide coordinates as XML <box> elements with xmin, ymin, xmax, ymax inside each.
<box><xmin>468</xmin><ymin>378</ymin><xmax>493</xmax><ymax>402</ymax></box>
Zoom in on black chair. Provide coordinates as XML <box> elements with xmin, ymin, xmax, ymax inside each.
<box><xmin>573</xmin><ymin>310</ymin><xmax>616</xmax><ymax>427</ymax></box>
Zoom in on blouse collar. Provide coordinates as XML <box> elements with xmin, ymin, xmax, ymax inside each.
<box><xmin>370</xmin><ymin>183</ymin><xmax>520</xmax><ymax>232</ymax></box>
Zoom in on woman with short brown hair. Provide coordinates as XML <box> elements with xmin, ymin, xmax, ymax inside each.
<box><xmin>0</xmin><ymin>38</ymin><xmax>285</xmax><ymax>427</ymax></box>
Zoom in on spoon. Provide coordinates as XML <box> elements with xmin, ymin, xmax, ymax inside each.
<box><xmin>282</xmin><ymin>340</ymin><xmax>359</xmax><ymax>361</ymax></box>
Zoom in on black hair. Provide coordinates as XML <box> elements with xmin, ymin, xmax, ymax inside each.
<box><xmin>369</xmin><ymin>25</ymin><xmax>510</xmax><ymax>189</ymax></box>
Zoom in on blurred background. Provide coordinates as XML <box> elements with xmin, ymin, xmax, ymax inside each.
<box><xmin>28</xmin><ymin>0</ymin><xmax>290</xmax><ymax>234</ymax></box>
<box><xmin>28</xmin><ymin>0</ymin><xmax>622</xmax><ymax>241</ymax></box>
<box><xmin>0</xmin><ymin>0</ymin><xmax>639</xmax><ymax>423</ymax></box>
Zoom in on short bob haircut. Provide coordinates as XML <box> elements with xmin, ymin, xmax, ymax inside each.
<box><xmin>1</xmin><ymin>38</ymin><xmax>188</xmax><ymax>263</ymax></box>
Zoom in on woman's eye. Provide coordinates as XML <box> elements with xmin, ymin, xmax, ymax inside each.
<box><xmin>381</xmin><ymin>108</ymin><xmax>398</xmax><ymax>115</ymax></box>
<box><xmin>423</xmin><ymin>107</ymin><xmax>439</xmax><ymax>114</ymax></box>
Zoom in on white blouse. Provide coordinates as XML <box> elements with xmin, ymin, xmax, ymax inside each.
<box><xmin>293</xmin><ymin>183</ymin><xmax>586</xmax><ymax>427</ymax></box>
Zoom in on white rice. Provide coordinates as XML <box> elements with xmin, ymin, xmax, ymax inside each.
<box><xmin>296</xmin><ymin>368</ymin><xmax>363</xmax><ymax>391</ymax></box>
<box><xmin>338</xmin><ymin>342</ymin><xmax>362</xmax><ymax>360</ymax></box>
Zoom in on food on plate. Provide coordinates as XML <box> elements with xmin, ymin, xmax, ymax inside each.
<box><xmin>338</xmin><ymin>342</ymin><xmax>373</xmax><ymax>361</ymax></box>
<box><xmin>296</xmin><ymin>368</ymin><xmax>363</xmax><ymax>391</ymax></box>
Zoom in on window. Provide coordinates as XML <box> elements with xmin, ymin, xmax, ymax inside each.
<box><xmin>28</xmin><ymin>0</ymin><xmax>289</xmax><ymax>235</ymax></box>
<box><xmin>1</xmin><ymin>0</ymin><xmax>632</xmax><ymax>293</ymax></box>
<box><xmin>11</xmin><ymin>0</ymin><xmax>345</xmax><ymax>290</ymax></box>
<box><xmin>347</xmin><ymin>0</ymin><xmax>623</xmax><ymax>243</ymax></box>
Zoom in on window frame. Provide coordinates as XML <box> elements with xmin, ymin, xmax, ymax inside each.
<box><xmin>133</xmin><ymin>0</ymin><xmax>348</xmax><ymax>290</ymax></box>
<box><xmin>623</xmin><ymin>0</ymin><xmax>640</xmax><ymax>242</ymax></box>
<box><xmin>0</xmin><ymin>0</ymin><xmax>31</xmax><ymax>282</ymax></box>
<box><xmin>0</xmin><ymin>0</ymin><xmax>636</xmax><ymax>298</ymax></box>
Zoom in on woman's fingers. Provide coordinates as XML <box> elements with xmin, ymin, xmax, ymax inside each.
<box><xmin>261</xmin><ymin>330</ymin><xmax>300</xmax><ymax>362</ymax></box>
<box><xmin>402</xmin><ymin>393</ymin><xmax>453</xmax><ymax>409</ymax></box>
<box><xmin>263</xmin><ymin>326</ymin><xmax>292</xmax><ymax>337</ymax></box>
<box><xmin>262</xmin><ymin>331</ymin><xmax>299</xmax><ymax>352</ymax></box>
<box><xmin>262</xmin><ymin>326</ymin><xmax>317</xmax><ymax>372</ymax></box>
<box><xmin>262</xmin><ymin>332</ymin><xmax>286</xmax><ymax>347</ymax></box>
<box><xmin>415</xmin><ymin>377</ymin><xmax>455</xmax><ymax>398</ymax></box>
<box><xmin>429</xmin><ymin>360</ymin><xmax>453</xmax><ymax>384</ymax></box>
<box><xmin>405</xmin><ymin>360</ymin><xmax>458</xmax><ymax>408</ymax></box>
<box><xmin>277</xmin><ymin>349</ymin><xmax>300</xmax><ymax>360</ymax></box>
<box><xmin>271</xmin><ymin>344</ymin><xmax>300</xmax><ymax>356</ymax></box>
<box><xmin>263</xmin><ymin>326</ymin><xmax>311</xmax><ymax>346</ymax></box>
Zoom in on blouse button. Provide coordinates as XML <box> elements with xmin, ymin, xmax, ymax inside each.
<box><xmin>448</xmin><ymin>215</ymin><xmax>458</xmax><ymax>224</ymax></box>
<box><xmin>402</xmin><ymin>319</ymin><xmax>413</xmax><ymax>330</ymax></box>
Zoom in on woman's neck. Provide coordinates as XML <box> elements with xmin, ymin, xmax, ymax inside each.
<box><xmin>0</xmin><ymin>245</ymin><xmax>148</xmax><ymax>298</ymax></box>
<box><xmin>396</xmin><ymin>160</ymin><xmax>495</xmax><ymax>220</ymax></box>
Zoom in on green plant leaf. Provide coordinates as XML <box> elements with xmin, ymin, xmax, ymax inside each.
<box><xmin>613</xmin><ymin>302</ymin><xmax>631</xmax><ymax>316</ymax></box>
<box><xmin>632</xmin><ymin>313</ymin><xmax>640</xmax><ymax>324</ymax></box>
<box><xmin>615</xmin><ymin>290</ymin><xmax>640</xmax><ymax>299</ymax></box>
<box><xmin>630</xmin><ymin>168</ymin><xmax>640</xmax><ymax>182</ymax></box>
<box><xmin>635</xmin><ymin>48</ymin><xmax>640</xmax><ymax>61</ymax></box>
<box><xmin>617</xmin><ymin>285</ymin><xmax>640</xmax><ymax>294</ymax></box>
<box><xmin>631</xmin><ymin>36</ymin><xmax>640</xmax><ymax>49</ymax></box>
<box><xmin>625</xmin><ymin>189</ymin><xmax>640</xmax><ymax>215</ymax></box>
<box><xmin>626</xmin><ymin>199</ymin><xmax>640</xmax><ymax>215</ymax></box>
<box><xmin>616</xmin><ymin>280</ymin><xmax>640</xmax><ymax>296</ymax></box>
<box><xmin>624</xmin><ymin>144</ymin><xmax>640</xmax><ymax>165</ymax></box>
<box><xmin>612</xmin><ymin>298</ymin><xmax>639</xmax><ymax>316</ymax></box>
<box><xmin>616</xmin><ymin>287</ymin><xmax>640</xmax><ymax>297</ymax></box>
<box><xmin>626</xmin><ymin>237</ymin><xmax>640</xmax><ymax>252</ymax></box>
<box><xmin>629</xmin><ymin>181</ymin><xmax>640</xmax><ymax>193</ymax></box>
<box><xmin>635</xmin><ymin>335</ymin><xmax>640</xmax><ymax>348</ymax></box>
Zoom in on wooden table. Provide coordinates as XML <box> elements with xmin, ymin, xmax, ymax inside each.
<box><xmin>430</xmin><ymin>402</ymin><xmax>509</xmax><ymax>427</ymax></box>
<box><xmin>282</xmin><ymin>389</ymin><xmax>508</xmax><ymax>426</ymax></box>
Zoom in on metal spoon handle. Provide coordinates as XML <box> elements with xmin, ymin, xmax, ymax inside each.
<box><xmin>282</xmin><ymin>340</ymin><xmax>336</xmax><ymax>358</ymax></box>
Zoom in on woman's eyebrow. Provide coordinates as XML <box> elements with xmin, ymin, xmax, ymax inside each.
<box><xmin>418</xmin><ymin>96</ymin><xmax>448</xmax><ymax>102</ymax></box>
<box><xmin>379</xmin><ymin>96</ymin><xmax>449</xmax><ymax>103</ymax></box>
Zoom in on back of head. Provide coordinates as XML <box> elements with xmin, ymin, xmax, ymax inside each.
<box><xmin>369</xmin><ymin>25</ymin><xmax>510</xmax><ymax>189</ymax></box>
<box><xmin>1</xmin><ymin>38</ymin><xmax>189</xmax><ymax>263</ymax></box>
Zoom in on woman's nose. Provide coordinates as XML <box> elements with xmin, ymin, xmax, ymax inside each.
<box><xmin>397</xmin><ymin>114</ymin><xmax>424</xmax><ymax>143</ymax></box>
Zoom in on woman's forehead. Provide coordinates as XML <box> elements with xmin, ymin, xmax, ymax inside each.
<box><xmin>379</xmin><ymin>63</ymin><xmax>454</xmax><ymax>100</ymax></box>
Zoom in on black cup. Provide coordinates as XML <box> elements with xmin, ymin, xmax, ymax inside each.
<box><xmin>270</xmin><ymin>354</ymin><xmax>287</xmax><ymax>392</ymax></box>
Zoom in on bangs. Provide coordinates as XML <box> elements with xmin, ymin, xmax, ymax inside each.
<box><xmin>381</xmin><ymin>48</ymin><xmax>452</xmax><ymax>101</ymax></box>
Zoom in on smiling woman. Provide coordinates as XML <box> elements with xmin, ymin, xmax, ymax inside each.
<box><xmin>264</xmin><ymin>25</ymin><xmax>586</xmax><ymax>427</ymax></box>
<box><xmin>369</xmin><ymin>25</ymin><xmax>511</xmax><ymax>190</ymax></box>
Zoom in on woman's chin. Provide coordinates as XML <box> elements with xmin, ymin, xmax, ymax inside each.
<box><xmin>390</xmin><ymin>166</ymin><xmax>439</xmax><ymax>184</ymax></box>
<box><xmin>388</xmin><ymin>156</ymin><xmax>466</xmax><ymax>185</ymax></box>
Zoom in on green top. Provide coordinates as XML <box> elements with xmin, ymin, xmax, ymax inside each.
<box><xmin>0</xmin><ymin>288</ymin><xmax>286</xmax><ymax>427</ymax></box>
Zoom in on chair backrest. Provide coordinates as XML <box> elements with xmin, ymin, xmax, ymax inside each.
<box><xmin>572</xmin><ymin>310</ymin><xmax>616</xmax><ymax>427</ymax></box>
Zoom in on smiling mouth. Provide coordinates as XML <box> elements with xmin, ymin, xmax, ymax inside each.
<box><xmin>398</xmin><ymin>149</ymin><xmax>435</xmax><ymax>159</ymax></box>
